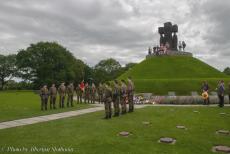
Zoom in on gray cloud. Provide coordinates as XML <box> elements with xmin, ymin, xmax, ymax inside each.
<box><xmin>0</xmin><ymin>0</ymin><xmax>229</xmax><ymax>70</ymax></box>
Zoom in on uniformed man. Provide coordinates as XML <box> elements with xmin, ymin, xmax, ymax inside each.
<box><xmin>113</xmin><ymin>80</ymin><xmax>120</xmax><ymax>116</ymax></box>
<box><xmin>121</xmin><ymin>80</ymin><xmax>127</xmax><ymax>114</ymax></box>
<box><xmin>49</xmin><ymin>83</ymin><xmax>57</xmax><ymax>109</ymax></box>
<box><xmin>98</xmin><ymin>83</ymin><xmax>104</xmax><ymax>104</ymax></box>
<box><xmin>217</xmin><ymin>80</ymin><xmax>225</xmax><ymax>107</ymax></box>
<box><xmin>103</xmin><ymin>82</ymin><xmax>112</xmax><ymax>119</ymax></box>
<box><xmin>40</xmin><ymin>85</ymin><xmax>49</xmax><ymax>110</ymax></box>
<box><xmin>90</xmin><ymin>82</ymin><xmax>96</xmax><ymax>104</ymax></box>
<box><xmin>127</xmin><ymin>77</ymin><xmax>135</xmax><ymax>112</ymax></box>
<box><xmin>67</xmin><ymin>83</ymin><xmax>74</xmax><ymax>107</ymax></box>
<box><xmin>58</xmin><ymin>82</ymin><xmax>66</xmax><ymax>108</ymax></box>
<box><xmin>76</xmin><ymin>84</ymin><xmax>82</xmax><ymax>103</ymax></box>
<box><xmin>84</xmin><ymin>82</ymin><xmax>90</xmax><ymax>103</ymax></box>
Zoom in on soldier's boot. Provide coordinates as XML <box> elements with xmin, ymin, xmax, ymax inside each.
<box><xmin>71</xmin><ymin>99</ymin><xmax>74</xmax><ymax>107</ymax></box>
<box><xmin>50</xmin><ymin>102</ymin><xmax>52</xmax><ymax>109</ymax></box>
<box><xmin>45</xmin><ymin>102</ymin><xmax>47</xmax><ymax>110</ymax></box>
<box><xmin>67</xmin><ymin>98</ymin><xmax>69</xmax><ymax>107</ymax></box>
<box><xmin>108</xmin><ymin>112</ymin><xmax>112</xmax><ymax>118</ymax></box>
<box><xmin>41</xmin><ymin>103</ymin><xmax>44</xmax><ymax>111</ymax></box>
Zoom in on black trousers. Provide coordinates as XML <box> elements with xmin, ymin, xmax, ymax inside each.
<box><xmin>218</xmin><ymin>94</ymin><xmax>224</xmax><ymax>107</ymax></box>
<box><xmin>203</xmin><ymin>97</ymin><xmax>210</xmax><ymax>105</ymax></box>
<box><xmin>229</xmin><ymin>94</ymin><xmax>230</xmax><ymax>103</ymax></box>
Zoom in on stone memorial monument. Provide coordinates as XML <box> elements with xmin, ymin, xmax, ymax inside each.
<box><xmin>146</xmin><ymin>22</ymin><xmax>192</xmax><ymax>58</ymax></box>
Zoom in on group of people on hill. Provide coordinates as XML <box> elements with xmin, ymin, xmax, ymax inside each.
<box><xmin>148</xmin><ymin>43</ymin><xmax>169</xmax><ymax>56</ymax></box>
<box><xmin>148</xmin><ymin>41</ymin><xmax>186</xmax><ymax>56</ymax></box>
<box><xmin>201</xmin><ymin>80</ymin><xmax>230</xmax><ymax>107</ymax></box>
<box><xmin>39</xmin><ymin>77</ymin><xmax>135</xmax><ymax>119</ymax></box>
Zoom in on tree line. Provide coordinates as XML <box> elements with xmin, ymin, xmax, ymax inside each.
<box><xmin>0</xmin><ymin>42</ymin><xmax>136</xmax><ymax>90</ymax></box>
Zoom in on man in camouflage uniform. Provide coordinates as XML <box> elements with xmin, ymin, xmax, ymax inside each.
<box><xmin>98</xmin><ymin>83</ymin><xmax>104</xmax><ymax>104</ymax></box>
<box><xmin>103</xmin><ymin>82</ymin><xmax>112</xmax><ymax>119</ymax></box>
<box><xmin>127</xmin><ymin>77</ymin><xmax>135</xmax><ymax>112</ymax></box>
<box><xmin>76</xmin><ymin>84</ymin><xmax>82</xmax><ymax>103</ymax></box>
<box><xmin>58</xmin><ymin>82</ymin><xmax>66</xmax><ymax>108</ymax></box>
<box><xmin>90</xmin><ymin>82</ymin><xmax>96</xmax><ymax>104</ymax></box>
<box><xmin>113</xmin><ymin>80</ymin><xmax>120</xmax><ymax>116</ymax></box>
<box><xmin>84</xmin><ymin>82</ymin><xmax>90</xmax><ymax>103</ymax></box>
<box><xmin>121</xmin><ymin>80</ymin><xmax>127</xmax><ymax>114</ymax></box>
<box><xmin>67</xmin><ymin>83</ymin><xmax>74</xmax><ymax>107</ymax></box>
<box><xmin>49</xmin><ymin>83</ymin><xmax>57</xmax><ymax>109</ymax></box>
<box><xmin>40</xmin><ymin>85</ymin><xmax>49</xmax><ymax>110</ymax></box>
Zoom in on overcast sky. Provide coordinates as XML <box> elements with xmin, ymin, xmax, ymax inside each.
<box><xmin>0</xmin><ymin>0</ymin><xmax>229</xmax><ymax>70</ymax></box>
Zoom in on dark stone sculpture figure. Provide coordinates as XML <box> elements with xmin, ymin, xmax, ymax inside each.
<box><xmin>158</xmin><ymin>22</ymin><xmax>178</xmax><ymax>51</ymax></box>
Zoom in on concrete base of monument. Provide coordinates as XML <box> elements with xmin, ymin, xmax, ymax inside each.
<box><xmin>146</xmin><ymin>50</ymin><xmax>193</xmax><ymax>59</ymax></box>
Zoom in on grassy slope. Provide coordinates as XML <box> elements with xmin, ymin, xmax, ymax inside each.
<box><xmin>0</xmin><ymin>91</ymin><xmax>90</xmax><ymax>122</ymax></box>
<box><xmin>119</xmin><ymin>56</ymin><xmax>230</xmax><ymax>95</ymax></box>
<box><xmin>0</xmin><ymin>106</ymin><xmax>229</xmax><ymax>154</ymax></box>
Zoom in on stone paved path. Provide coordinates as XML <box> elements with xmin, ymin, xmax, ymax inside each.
<box><xmin>0</xmin><ymin>104</ymin><xmax>149</xmax><ymax>130</ymax></box>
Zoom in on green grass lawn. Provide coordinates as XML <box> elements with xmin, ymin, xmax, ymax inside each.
<box><xmin>0</xmin><ymin>91</ymin><xmax>91</xmax><ymax>122</ymax></box>
<box><xmin>119</xmin><ymin>56</ymin><xmax>230</xmax><ymax>95</ymax></box>
<box><xmin>0</xmin><ymin>106</ymin><xmax>229</xmax><ymax>154</ymax></box>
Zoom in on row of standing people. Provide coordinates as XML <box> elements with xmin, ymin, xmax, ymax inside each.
<box><xmin>201</xmin><ymin>80</ymin><xmax>230</xmax><ymax>107</ymax></box>
<box><xmin>103</xmin><ymin>77</ymin><xmax>135</xmax><ymax>119</ymax></box>
<box><xmin>39</xmin><ymin>82</ymin><xmax>97</xmax><ymax>110</ymax></box>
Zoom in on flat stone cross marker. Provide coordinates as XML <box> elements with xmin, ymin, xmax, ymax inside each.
<box><xmin>142</xmin><ymin>121</ymin><xmax>151</xmax><ymax>125</ymax></box>
<box><xmin>216</xmin><ymin>130</ymin><xmax>229</xmax><ymax>135</ymax></box>
<box><xmin>118</xmin><ymin>131</ymin><xmax>131</xmax><ymax>137</ymax></box>
<box><xmin>176</xmin><ymin>125</ymin><xmax>186</xmax><ymax>129</ymax></box>
<box><xmin>212</xmin><ymin>145</ymin><xmax>230</xmax><ymax>153</ymax></box>
<box><xmin>159</xmin><ymin>137</ymin><xmax>176</xmax><ymax>144</ymax></box>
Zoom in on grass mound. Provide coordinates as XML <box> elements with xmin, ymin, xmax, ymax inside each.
<box><xmin>119</xmin><ymin>56</ymin><xmax>229</xmax><ymax>95</ymax></box>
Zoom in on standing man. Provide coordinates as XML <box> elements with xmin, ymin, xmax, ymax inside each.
<box><xmin>121</xmin><ymin>80</ymin><xmax>127</xmax><ymax>114</ymax></box>
<box><xmin>49</xmin><ymin>83</ymin><xmax>57</xmax><ymax>109</ymax></box>
<box><xmin>98</xmin><ymin>83</ymin><xmax>104</xmax><ymax>104</ymax></box>
<box><xmin>76</xmin><ymin>84</ymin><xmax>82</xmax><ymax>103</ymax></box>
<box><xmin>90</xmin><ymin>82</ymin><xmax>96</xmax><ymax>104</ymax></box>
<box><xmin>201</xmin><ymin>81</ymin><xmax>210</xmax><ymax>105</ymax></box>
<box><xmin>67</xmin><ymin>83</ymin><xmax>74</xmax><ymax>107</ymax></box>
<box><xmin>127</xmin><ymin>77</ymin><xmax>135</xmax><ymax>112</ymax></box>
<box><xmin>103</xmin><ymin>82</ymin><xmax>112</xmax><ymax>119</ymax></box>
<box><xmin>217</xmin><ymin>80</ymin><xmax>225</xmax><ymax>107</ymax></box>
<box><xmin>228</xmin><ymin>82</ymin><xmax>230</xmax><ymax>104</ymax></box>
<box><xmin>58</xmin><ymin>82</ymin><xmax>66</xmax><ymax>108</ymax></box>
<box><xmin>182</xmin><ymin>41</ymin><xmax>186</xmax><ymax>51</ymax></box>
<box><xmin>84</xmin><ymin>82</ymin><xmax>90</xmax><ymax>103</ymax></box>
<box><xmin>40</xmin><ymin>85</ymin><xmax>49</xmax><ymax>111</ymax></box>
<box><xmin>113</xmin><ymin>80</ymin><xmax>120</xmax><ymax>117</ymax></box>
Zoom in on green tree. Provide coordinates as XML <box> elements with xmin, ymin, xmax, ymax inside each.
<box><xmin>95</xmin><ymin>58</ymin><xmax>121</xmax><ymax>73</ymax></box>
<box><xmin>223</xmin><ymin>67</ymin><xmax>230</xmax><ymax>75</ymax></box>
<box><xmin>124</xmin><ymin>63</ymin><xmax>137</xmax><ymax>71</ymax></box>
<box><xmin>94</xmin><ymin>58</ymin><xmax>122</xmax><ymax>83</ymax></box>
<box><xmin>0</xmin><ymin>54</ymin><xmax>17</xmax><ymax>90</ymax></box>
<box><xmin>16</xmin><ymin>42</ymin><xmax>85</xmax><ymax>88</ymax></box>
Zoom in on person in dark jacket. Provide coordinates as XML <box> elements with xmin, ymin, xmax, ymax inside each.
<box><xmin>217</xmin><ymin>80</ymin><xmax>225</xmax><ymax>107</ymax></box>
